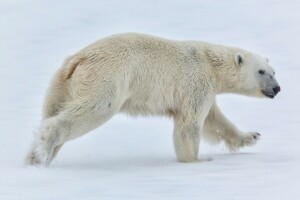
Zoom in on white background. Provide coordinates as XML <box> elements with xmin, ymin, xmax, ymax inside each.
<box><xmin>0</xmin><ymin>0</ymin><xmax>299</xmax><ymax>199</ymax></box>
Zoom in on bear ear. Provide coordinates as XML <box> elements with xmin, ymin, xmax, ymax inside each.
<box><xmin>235</xmin><ymin>53</ymin><xmax>245</xmax><ymax>66</ymax></box>
<box><xmin>265</xmin><ymin>57</ymin><xmax>269</xmax><ymax>63</ymax></box>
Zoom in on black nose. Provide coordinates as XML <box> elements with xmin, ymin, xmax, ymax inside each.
<box><xmin>273</xmin><ymin>86</ymin><xmax>281</xmax><ymax>95</ymax></box>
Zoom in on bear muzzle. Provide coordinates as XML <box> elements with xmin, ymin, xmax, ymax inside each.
<box><xmin>261</xmin><ymin>85</ymin><xmax>281</xmax><ymax>99</ymax></box>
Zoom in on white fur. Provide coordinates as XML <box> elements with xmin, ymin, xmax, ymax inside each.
<box><xmin>25</xmin><ymin>33</ymin><xmax>277</xmax><ymax>166</ymax></box>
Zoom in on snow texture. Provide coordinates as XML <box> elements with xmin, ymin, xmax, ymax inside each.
<box><xmin>0</xmin><ymin>0</ymin><xmax>299</xmax><ymax>199</ymax></box>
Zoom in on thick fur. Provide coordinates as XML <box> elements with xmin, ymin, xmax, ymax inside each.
<box><xmin>26</xmin><ymin>33</ymin><xmax>279</xmax><ymax>166</ymax></box>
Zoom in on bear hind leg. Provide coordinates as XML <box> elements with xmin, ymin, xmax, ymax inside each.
<box><xmin>26</xmin><ymin>100</ymin><xmax>120</xmax><ymax>166</ymax></box>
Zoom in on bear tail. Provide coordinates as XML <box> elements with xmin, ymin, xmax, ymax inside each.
<box><xmin>42</xmin><ymin>55</ymin><xmax>84</xmax><ymax>119</ymax></box>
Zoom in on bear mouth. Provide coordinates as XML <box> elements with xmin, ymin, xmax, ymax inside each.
<box><xmin>261</xmin><ymin>90</ymin><xmax>275</xmax><ymax>99</ymax></box>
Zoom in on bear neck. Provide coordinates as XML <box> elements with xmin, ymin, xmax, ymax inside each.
<box><xmin>205</xmin><ymin>46</ymin><xmax>245</xmax><ymax>95</ymax></box>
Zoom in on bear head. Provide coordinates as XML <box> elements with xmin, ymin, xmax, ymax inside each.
<box><xmin>234</xmin><ymin>53</ymin><xmax>280</xmax><ymax>99</ymax></box>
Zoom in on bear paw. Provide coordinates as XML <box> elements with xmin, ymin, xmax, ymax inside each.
<box><xmin>241</xmin><ymin>132</ymin><xmax>261</xmax><ymax>147</ymax></box>
<box><xmin>25</xmin><ymin>144</ymin><xmax>51</xmax><ymax>167</ymax></box>
<box><xmin>226</xmin><ymin>132</ymin><xmax>261</xmax><ymax>152</ymax></box>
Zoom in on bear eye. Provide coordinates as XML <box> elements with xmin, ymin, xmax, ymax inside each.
<box><xmin>258</xmin><ymin>70</ymin><xmax>265</xmax><ymax>75</ymax></box>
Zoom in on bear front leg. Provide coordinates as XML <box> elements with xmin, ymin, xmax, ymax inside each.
<box><xmin>202</xmin><ymin>101</ymin><xmax>261</xmax><ymax>151</ymax></box>
<box><xmin>173</xmin><ymin>116</ymin><xmax>201</xmax><ymax>162</ymax></box>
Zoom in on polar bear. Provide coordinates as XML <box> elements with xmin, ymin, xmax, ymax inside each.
<box><xmin>26</xmin><ymin>33</ymin><xmax>280</xmax><ymax>166</ymax></box>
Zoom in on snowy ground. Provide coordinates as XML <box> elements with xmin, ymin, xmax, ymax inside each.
<box><xmin>0</xmin><ymin>0</ymin><xmax>299</xmax><ymax>199</ymax></box>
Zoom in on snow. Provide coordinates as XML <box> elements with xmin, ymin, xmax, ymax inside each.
<box><xmin>0</xmin><ymin>0</ymin><xmax>299</xmax><ymax>199</ymax></box>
